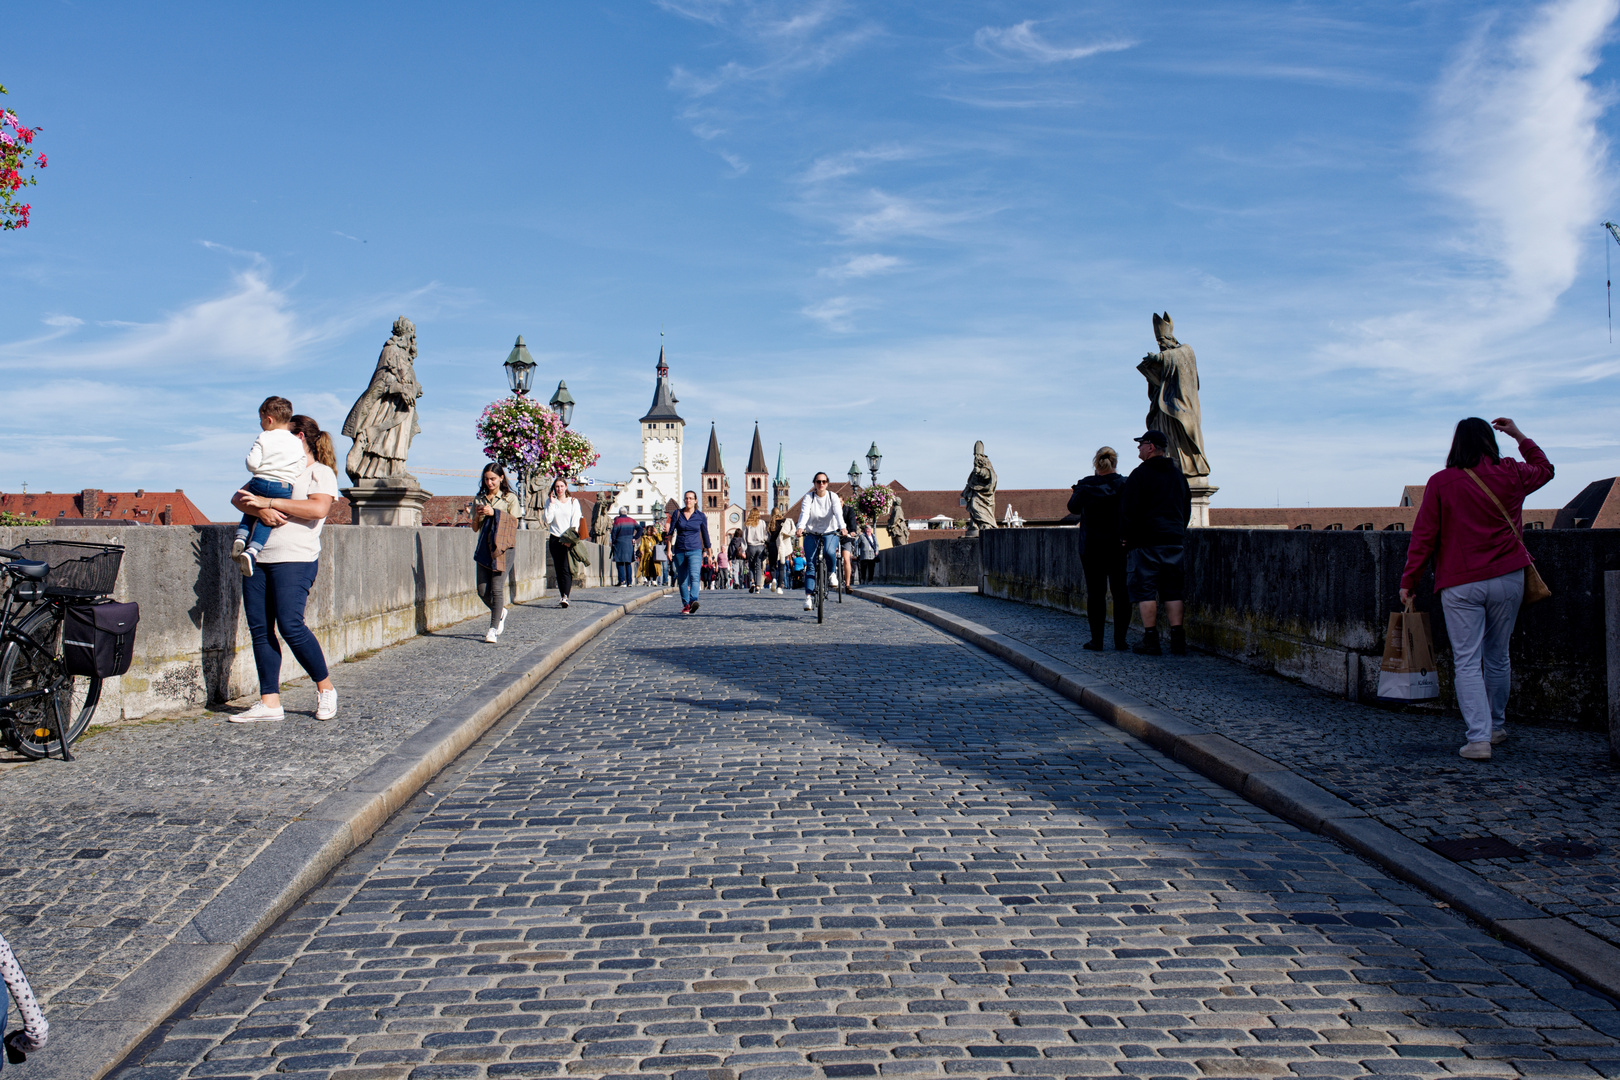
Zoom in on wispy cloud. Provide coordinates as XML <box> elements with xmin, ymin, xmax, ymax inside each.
<box><xmin>1320</xmin><ymin>0</ymin><xmax>1619</xmax><ymax>385</ymax></box>
<box><xmin>800</xmin><ymin>144</ymin><xmax>914</xmax><ymax>184</ymax></box>
<box><xmin>834</xmin><ymin>189</ymin><xmax>981</xmax><ymax>241</ymax></box>
<box><xmin>801</xmin><ymin>295</ymin><xmax>866</xmax><ymax>331</ymax></box>
<box><xmin>973</xmin><ymin>21</ymin><xmax>1133</xmax><ymax>65</ymax></box>
<box><xmin>818</xmin><ymin>253</ymin><xmax>902</xmax><ymax>279</ymax></box>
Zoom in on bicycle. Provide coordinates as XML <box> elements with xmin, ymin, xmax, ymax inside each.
<box><xmin>805</xmin><ymin>532</ymin><xmax>845</xmax><ymax>624</ymax></box>
<box><xmin>0</xmin><ymin>540</ymin><xmax>124</xmax><ymax>760</ymax></box>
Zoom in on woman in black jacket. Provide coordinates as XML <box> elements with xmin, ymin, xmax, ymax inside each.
<box><xmin>1068</xmin><ymin>446</ymin><xmax>1130</xmax><ymax>650</ymax></box>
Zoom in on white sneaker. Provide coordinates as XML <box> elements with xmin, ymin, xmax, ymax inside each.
<box><xmin>560</xmin><ymin>597</ymin><xmax>570</xmax><ymax>608</ymax></box>
<box><xmin>829</xmin><ymin>572</ymin><xmax>839</xmax><ymax>588</ymax></box>
<box><xmin>804</xmin><ymin>596</ymin><xmax>814</xmax><ymax>610</ymax></box>
<box><xmin>775</xmin><ymin>586</ymin><xmax>783</xmax><ymax>594</ymax></box>
<box><xmin>484</xmin><ymin>628</ymin><xmax>499</xmax><ymax>643</ymax></box>
<box><xmin>1459</xmin><ymin>741</ymin><xmax>1492</xmax><ymax>761</ymax></box>
<box><xmin>494</xmin><ymin>611</ymin><xmax>507</xmax><ymax>635</ymax></box>
<box><xmin>233</xmin><ymin>547</ymin><xmax>255</xmax><ymax>578</ymax></box>
<box><xmin>230</xmin><ymin>702</ymin><xmax>284</xmax><ymax>723</ymax></box>
<box><xmin>231</xmin><ymin>537</ymin><xmax>246</xmax><ymax>558</ymax></box>
<box><xmin>316</xmin><ymin>689</ymin><xmax>338</xmax><ymax>721</ymax></box>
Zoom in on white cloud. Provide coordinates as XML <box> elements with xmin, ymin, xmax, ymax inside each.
<box><xmin>1320</xmin><ymin>0</ymin><xmax>1619</xmax><ymax>386</ymax></box>
<box><xmin>974</xmin><ymin>21</ymin><xmax>1134</xmax><ymax>65</ymax></box>
<box><xmin>719</xmin><ymin>150</ymin><xmax>750</xmax><ymax>175</ymax></box>
<box><xmin>836</xmin><ymin>189</ymin><xmax>976</xmax><ymax>241</ymax></box>
<box><xmin>42</xmin><ymin>314</ymin><xmax>83</xmax><ymax>328</ymax></box>
<box><xmin>801</xmin><ymin>295</ymin><xmax>865</xmax><ymax>331</ymax></box>
<box><xmin>819</xmin><ymin>253</ymin><xmax>902</xmax><ymax>279</ymax></box>
<box><xmin>800</xmin><ymin>145</ymin><xmax>914</xmax><ymax>184</ymax></box>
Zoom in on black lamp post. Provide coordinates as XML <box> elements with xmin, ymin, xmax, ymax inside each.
<box><xmin>847</xmin><ymin>461</ymin><xmax>861</xmax><ymax>492</ymax></box>
<box><xmin>504</xmin><ymin>336</ymin><xmax>537</xmax><ymax>397</ymax></box>
<box><xmin>866</xmin><ymin>442</ymin><xmax>882</xmax><ymax>486</ymax></box>
<box><xmin>549</xmin><ymin>380</ymin><xmax>575</xmax><ymax>427</ymax></box>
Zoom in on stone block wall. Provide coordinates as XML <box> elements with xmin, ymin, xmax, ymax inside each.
<box><xmin>872</xmin><ymin>536</ymin><xmax>982</xmax><ymax>586</ymax></box>
<box><xmin>895</xmin><ymin>528</ymin><xmax>1620</xmax><ymax>726</ymax></box>
<box><xmin>0</xmin><ymin>524</ymin><xmax>600</xmax><ymax>722</ymax></box>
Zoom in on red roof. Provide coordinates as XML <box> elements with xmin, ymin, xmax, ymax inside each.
<box><xmin>789</xmin><ymin>482</ymin><xmax>1074</xmax><ymax>526</ymax></box>
<box><xmin>0</xmin><ymin>488</ymin><xmax>211</xmax><ymax>526</ymax></box>
<box><xmin>326</xmin><ymin>489</ymin><xmax>606</xmax><ymax>540</ymax></box>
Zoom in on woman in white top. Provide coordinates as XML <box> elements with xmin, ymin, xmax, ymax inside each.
<box><xmin>745</xmin><ymin>507</ymin><xmax>770</xmax><ymax>593</ymax></box>
<box><xmin>541</xmin><ymin>476</ymin><xmax>583</xmax><ymax>608</ymax></box>
<box><xmin>771</xmin><ymin>513</ymin><xmax>796</xmax><ymax>595</ymax></box>
<box><xmin>229</xmin><ymin>414</ymin><xmax>341</xmax><ymax>723</ymax></box>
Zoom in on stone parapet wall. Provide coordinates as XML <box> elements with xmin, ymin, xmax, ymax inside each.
<box><xmin>872</xmin><ymin>536</ymin><xmax>981</xmax><ymax>586</ymax></box>
<box><xmin>895</xmin><ymin>528</ymin><xmax>1620</xmax><ymax>725</ymax></box>
<box><xmin>0</xmin><ymin>524</ymin><xmax>601</xmax><ymax>722</ymax></box>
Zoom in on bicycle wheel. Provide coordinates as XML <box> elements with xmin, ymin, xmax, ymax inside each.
<box><xmin>0</xmin><ymin>605</ymin><xmax>102</xmax><ymax>760</ymax></box>
<box><xmin>815</xmin><ymin>549</ymin><xmax>826</xmax><ymax>624</ymax></box>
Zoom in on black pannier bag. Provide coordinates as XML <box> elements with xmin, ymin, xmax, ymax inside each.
<box><xmin>63</xmin><ymin>601</ymin><xmax>140</xmax><ymax>678</ymax></box>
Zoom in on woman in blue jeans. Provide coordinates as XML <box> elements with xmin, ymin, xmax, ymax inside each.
<box><xmin>665</xmin><ymin>489</ymin><xmax>712</xmax><ymax>615</ymax></box>
<box><xmin>229</xmin><ymin>414</ymin><xmax>340</xmax><ymax>723</ymax></box>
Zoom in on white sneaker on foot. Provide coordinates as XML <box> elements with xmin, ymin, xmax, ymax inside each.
<box><xmin>316</xmin><ymin>689</ymin><xmax>338</xmax><ymax>721</ymax></box>
<box><xmin>230</xmin><ymin>702</ymin><xmax>284</xmax><ymax>723</ymax></box>
<box><xmin>1491</xmin><ymin>727</ymin><xmax>1507</xmax><ymax>745</ymax></box>
<box><xmin>560</xmin><ymin>597</ymin><xmax>570</xmax><ymax>608</ymax></box>
<box><xmin>495</xmin><ymin>610</ymin><xmax>507</xmax><ymax>635</ymax></box>
<box><xmin>829</xmin><ymin>572</ymin><xmax>839</xmax><ymax>588</ymax></box>
<box><xmin>804</xmin><ymin>595</ymin><xmax>814</xmax><ymax>610</ymax></box>
<box><xmin>231</xmin><ymin>537</ymin><xmax>246</xmax><ymax>558</ymax></box>
<box><xmin>233</xmin><ymin>547</ymin><xmax>255</xmax><ymax>578</ymax></box>
<box><xmin>484</xmin><ymin>628</ymin><xmax>498</xmax><ymax>643</ymax></box>
<box><xmin>1459</xmin><ymin>741</ymin><xmax>1492</xmax><ymax>760</ymax></box>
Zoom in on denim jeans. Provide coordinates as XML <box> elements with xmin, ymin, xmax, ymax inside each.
<box><xmin>672</xmin><ymin>550</ymin><xmax>702</xmax><ymax>606</ymax></box>
<box><xmin>803</xmin><ymin>532</ymin><xmax>839</xmax><ymax>595</ymax></box>
<box><xmin>1441</xmin><ymin>568</ymin><xmax>1524</xmax><ymax>744</ymax></box>
<box><xmin>236</xmin><ymin>476</ymin><xmax>294</xmax><ymax>553</ymax></box>
<box><xmin>240</xmin><ymin>559</ymin><xmax>329</xmax><ymax>696</ymax></box>
<box><xmin>616</xmin><ymin>561</ymin><xmax>633</xmax><ymax>585</ymax></box>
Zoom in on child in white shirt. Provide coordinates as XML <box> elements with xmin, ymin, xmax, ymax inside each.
<box><xmin>232</xmin><ymin>396</ymin><xmax>305</xmax><ymax>578</ymax></box>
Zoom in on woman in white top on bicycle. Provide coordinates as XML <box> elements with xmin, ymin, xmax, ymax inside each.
<box><xmin>795</xmin><ymin>472</ymin><xmax>848</xmax><ymax>611</ymax></box>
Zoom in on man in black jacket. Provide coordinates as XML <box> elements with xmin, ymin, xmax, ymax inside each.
<box><xmin>1122</xmin><ymin>430</ymin><xmax>1192</xmax><ymax>655</ymax></box>
<box><xmin>1067</xmin><ymin>446</ymin><xmax>1130</xmax><ymax>650</ymax></box>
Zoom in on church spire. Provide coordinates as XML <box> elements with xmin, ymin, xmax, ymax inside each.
<box><xmin>640</xmin><ymin>344</ymin><xmax>682</xmax><ymax>424</ymax></box>
<box><xmin>702</xmin><ymin>422</ymin><xmax>724</xmax><ymax>474</ymax></box>
<box><xmin>746</xmin><ymin>423</ymin><xmax>768</xmax><ymax>475</ymax></box>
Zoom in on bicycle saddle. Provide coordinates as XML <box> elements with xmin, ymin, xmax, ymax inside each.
<box><xmin>8</xmin><ymin>560</ymin><xmax>48</xmax><ymax>580</ymax></box>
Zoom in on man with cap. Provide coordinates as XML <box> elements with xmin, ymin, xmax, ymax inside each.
<box><xmin>1122</xmin><ymin>429</ymin><xmax>1193</xmax><ymax>655</ymax></box>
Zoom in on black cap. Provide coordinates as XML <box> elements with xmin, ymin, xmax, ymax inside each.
<box><xmin>1134</xmin><ymin>430</ymin><xmax>1168</xmax><ymax>449</ymax></box>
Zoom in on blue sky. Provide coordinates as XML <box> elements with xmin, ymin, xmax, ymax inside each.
<box><xmin>4</xmin><ymin>0</ymin><xmax>1619</xmax><ymax>520</ymax></box>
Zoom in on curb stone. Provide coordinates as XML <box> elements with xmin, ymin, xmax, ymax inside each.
<box><xmin>44</xmin><ymin>587</ymin><xmax>676</xmax><ymax>1080</ymax></box>
<box><xmin>853</xmin><ymin>585</ymin><xmax>1620</xmax><ymax>1001</ymax></box>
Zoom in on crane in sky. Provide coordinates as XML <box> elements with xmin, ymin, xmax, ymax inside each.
<box><xmin>1604</xmin><ymin>222</ymin><xmax>1620</xmax><ymax>342</ymax></box>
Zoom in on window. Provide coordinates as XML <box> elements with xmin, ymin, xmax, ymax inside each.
<box><xmin>707</xmin><ymin>496</ymin><xmax>717</xmax><ymax>509</ymax></box>
<box><xmin>1293</xmin><ymin>524</ymin><xmax>1312</xmax><ymax>530</ymax></box>
<box><xmin>1354</xmin><ymin>523</ymin><xmax>1373</xmax><ymax>531</ymax></box>
<box><xmin>637</xmin><ymin>505</ymin><xmax>643</xmax><ymax>514</ymax></box>
<box><xmin>1383</xmin><ymin>522</ymin><xmax>1406</xmax><ymax>531</ymax></box>
<box><xmin>1326</xmin><ymin>523</ymin><xmax>1343</xmax><ymax>531</ymax></box>
<box><xmin>636</xmin><ymin>490</ymin><xmax>643</xmax><ymax>499</ymax></box>
<box><xmin>1528</xmin><ymin>520</ymin><xmax>1545</xmax><ymax>530</ymax></box>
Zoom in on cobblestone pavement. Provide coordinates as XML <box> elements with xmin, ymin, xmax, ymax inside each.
<box><xmin>862</xmin><ymin>588</ymin><xmax>1620</xmax><ymax>950</ymax></box>
<box><xmin>112</xmin><ymin>590</ymin><xmax>1620</xmax><ymax>1080</ymax></box>
<box><xmin>0</xmin><ymin>588</ymin><xmax>650</xmax><ymax>1022</ymax></box>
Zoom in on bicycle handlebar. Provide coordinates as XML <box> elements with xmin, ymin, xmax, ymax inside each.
<box><xmin>0</xmin><ymin>548</ymin><xmax>23</xmax><ymax>561</ymax></box>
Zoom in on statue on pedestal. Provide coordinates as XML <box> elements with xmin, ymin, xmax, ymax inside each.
<box><xmin>961</xmin><ymin>440</ymin><xmax>998</xmax><ymax>537</ymax></box>
<box><xmin>1138</xmin><ymin>312</ymin><xmax>1209</xmax><ymax>479</ymax></box>
<box><xmin>342</xmin><ymin>316</ymin><xmax>424</xmax><ymax>485</ymax></box>
<box><xmin>591</xmin><ymin>483</ymin><xmax>624</xmax><ymax>542</ymax></box>
<box><xmin>886</xmin><ymin>493</ymin><xmax>909</xmax><ymax>547</ymax></box>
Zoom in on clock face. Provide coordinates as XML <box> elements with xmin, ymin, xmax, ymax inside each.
<box><xmin>652</xmin><ymin>455</ymin><xmax>669</xmax><ymax>469</ymax></box>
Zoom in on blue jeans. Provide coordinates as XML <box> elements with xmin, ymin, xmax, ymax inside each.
<box><xmin>659</xmin><ymin>562</ymin><xmax>670</xmax><ymax>585</ymax></box>
<box><xmin>241</xmin><ymin>559</ymin><xmax>329</xmax><ymax>696</ymax></box>
<box><xmin>1441</xmin><ymin>569</ymin><xmax>1525</xmax><ymax>744</ymax></box>
<box><xmin>803</xmin><ymin>532</ymin><xmax>839</xmax><ymax>595</ymax></box>
<box><xmin>236</xmin><ymin>476</ymin><xmax>294</xmax><ymax>553</ymax></box>
<box><xmin>672</xmin><ymin>550</ymin><xmax>702</xmax><ymax>606</ymax></box>
<box><xmin>616</xmin><ymin>561</ymin><xmax>633</xmax><ymax>585</ymax></box>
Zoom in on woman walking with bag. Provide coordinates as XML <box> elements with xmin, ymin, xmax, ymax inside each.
<box><xmin>473</xmin><ymin>465</ymin><xmax>521</xmax><ymax>643</ymax></box>
<box><xmin>230</xmin><ymin>414</ymin><xmax>341</xmax><ymax>723</ymax></box>
<box><xmin>1400</xmin><ymin>417</ymin><xmax>1553</xmax><ymax>761</ymax></box>
<box><xmin>542</xmin><ymin>477</ymin><xmax>583</xmax><ymax>608</ymax></box>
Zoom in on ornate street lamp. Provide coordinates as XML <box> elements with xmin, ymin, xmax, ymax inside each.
<box><xmin>866</xmin><ymin>441</ymin><xmax>882</xmax><ymax>486</ymax></box>
<box><xmin>549</xmin><ymin>380</ymin><xmax>575</xmax><ymax>427</ymax></box>
<box><xmin>504</xmin><ymin>336</ymin><xmax>537</xmax><ymax>397</ymax></box>
<box><xmin>848</xmin><ymin>461</ymin><xmax>861</xmax><ymax>491</ymax></box>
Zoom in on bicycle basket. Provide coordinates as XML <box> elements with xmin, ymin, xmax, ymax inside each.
<box><xmin>17</xmin><ymin>540</ymin><xmax>125</xmax><ymax>598</ymax></box>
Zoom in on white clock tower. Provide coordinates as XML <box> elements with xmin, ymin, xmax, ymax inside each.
<box><xmin>624</xmin><ymin>346</ymin><xmax>684</xmax><ymax>526</ymax></box>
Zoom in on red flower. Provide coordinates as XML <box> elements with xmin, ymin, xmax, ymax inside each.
<box><xmin>36</xmin><ymin>154</ymin><xmax>45</xmax><ymax>168</ymax></box>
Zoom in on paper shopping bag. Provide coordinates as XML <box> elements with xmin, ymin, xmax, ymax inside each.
<box><xmin>1376</xmin><ymin>605</ymin><xmax>1439</xmax><ymax>703</ymax></box>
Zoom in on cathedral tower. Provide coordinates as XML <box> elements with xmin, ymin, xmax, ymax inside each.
<box><xmin>700</xmin><ymin>422</ymin><xmax>728</xmax><ymax>515</ymax></box>
<box><xmin>772</xmin><ymin>442</ymin><xmax>790</xmax><ymax>512</ymax></box>
<box><xmin>744</xmin><ymin>423</ymin><xmax>769</xmax><ymax>513</ymax></box>
<box><xmin>629</xmin><ymin>346</ymin><xmax>684</xmax><ymax>526</ymax></box>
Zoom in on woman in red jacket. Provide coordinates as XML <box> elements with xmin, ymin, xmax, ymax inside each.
<box><xmin>1399</xmin><ymin>417</ymin><xmax>1553</xmax><ymax>761</ymax></box>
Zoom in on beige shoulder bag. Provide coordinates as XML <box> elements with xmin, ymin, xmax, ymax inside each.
<box><xmin>1463</xmin><ymin>468</ymin><xmax>1551</xmax><ymax>606</ymax></box>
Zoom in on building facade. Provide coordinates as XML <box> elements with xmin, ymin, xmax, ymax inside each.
<box><xmin>624</xmin><ymin>347</ymin><xmax>685</xmax><ymax>527</ymax></box>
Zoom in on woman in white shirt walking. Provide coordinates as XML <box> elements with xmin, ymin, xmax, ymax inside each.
<box><xmin>542</xmin><ymin>477</ymin><xmax>583</xmax><ymax>608</ymax></box>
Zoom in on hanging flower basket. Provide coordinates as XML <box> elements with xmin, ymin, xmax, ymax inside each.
<box><xmin>855</xmin><ymin>485</ymin><xmax>894</xmax><ymax>522</ymax></box>
<box><xmin>476</xmin><ymin>397</ymin><xmax>600</xmax><ymax>484</ymax></box>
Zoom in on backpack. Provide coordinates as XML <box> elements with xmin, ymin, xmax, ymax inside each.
<box><xmin>63</xmin><ymin>601</ymin><xmax>140</xmax><ymax>679</ymax></box>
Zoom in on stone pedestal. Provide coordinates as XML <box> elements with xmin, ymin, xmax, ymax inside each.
<box><xmin>1188</xmin><ymin>479</ymin><xmax>1219</xmax><ymax>528</ymax></box>
<box><xmin>342</xmin><ymin>479</ymin><xmax>433</xmax><ymax>526</ymax></box>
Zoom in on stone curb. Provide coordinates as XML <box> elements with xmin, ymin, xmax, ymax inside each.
<box><xmin>853</xmin><ymin>586</ymin><xmax>1620</xmax><ymax>1001</ymax></box>
<box><xmin>45</xmin><ymin>587</ymin><xmax>676</xmax><ymax>1080</ymax></box>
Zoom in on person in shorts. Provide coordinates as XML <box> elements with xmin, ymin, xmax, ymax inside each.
<box><xmin>1122</xmin><ymin>430</ymin><xmax>1191</xmax><ymax>656</ymax></box>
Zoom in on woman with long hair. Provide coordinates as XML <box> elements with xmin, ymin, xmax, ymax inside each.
<box><xmin>229</xmin><ymin>413</ymin><xmax>340</xmax><ymax>723</ymax></box>
<box><xmin>473</xmin><ymin>464</ymin><xmax>521</xmax><ymax>642</ymax></box>
<box><xmin>744</xmin><ymin>507</ymin><xmax>769</xmax><ymax>593</ymax></box>
<box><xmin>1400</xmin><ymin>417</ymin><xmax>1553</xmax><ymax>760</ymax></box>
<box><xmin>541</xmin><ymin>476</ymin><xmax>583</xmax><ymax>608</ymax></box>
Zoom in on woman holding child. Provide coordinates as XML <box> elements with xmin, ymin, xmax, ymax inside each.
<box><xmin>230</xmin><ymin>414</ymin><xmax>341</xmax><ymax>724</ymax></box>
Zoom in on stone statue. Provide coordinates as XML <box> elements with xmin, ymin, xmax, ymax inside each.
<box><xmin>1138</xmin><ymin>312</ymin><xmax>1209</xmax><ymax>478</ymax></box>
<box><xmin>960</xmin><ymin>440</ymin><xmax>998</xmax><ymax>537</ymax></box>
<box><xmin>342</xmin><ymin>316</ymin><xmax>424</xmax><ymax>485</ymax></box>
<box><xmin>886</xmin><ymin>493</ymin><xmax>910</xmax><ymax>547</ymax></box>
<box><xmin>590</xmin><ymin>484</ymin><xmax>623</xmax><ymax>542</ymax></box>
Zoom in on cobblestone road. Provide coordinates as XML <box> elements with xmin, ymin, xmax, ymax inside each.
<box><xmin>112</xmin><ymin>591</ymin><xmax>1620</xmax><ymax>1079</ymax></box>
<box><xmin>862</xmin><ymin>588</ymin><xmax>1620</xmax><ymax>950</ymax></box>
<box><xmin>0</xmin><ymin>589</ymin><xmax>639</xmax><ymax>1022</ymax></box>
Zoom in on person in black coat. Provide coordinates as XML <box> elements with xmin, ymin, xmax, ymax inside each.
<box><xmin>610</xmin><ymin>510</ymin><xmax>639</xmax><ymax>587</ymax></box>
<box><xmin>1121</xmin><ymin>430</ymin><xmax>1193</xmax><ymax>655</ymax></box>
<box><xmin>1068</xmin><ymin>446</ymin><xmax>1130</xmax><ymax>650</ymax></box>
